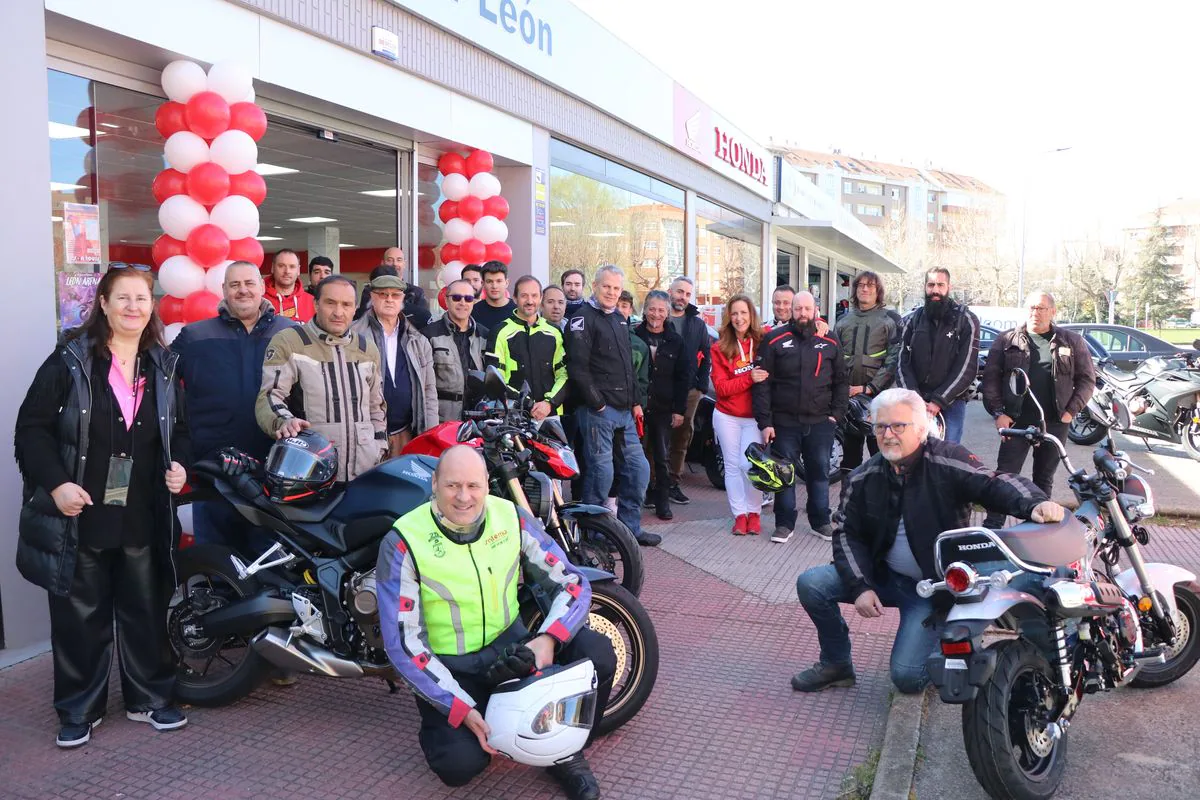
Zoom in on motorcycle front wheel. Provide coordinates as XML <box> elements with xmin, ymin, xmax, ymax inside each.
<box><xmin>168</xmin><ymin>545</ymin><xmax>268</xmax><ymax>707</ymax></box>
<box><xmin>962</xmin><ymin>639</ymin><xmax>1067</xmax><ymax>800</ymax></box>
<box><xmin>1130</xmin><ymin>585</ymin><xmax>1200</xmax><ymax>688</ymax></box>
<box><xmin>565</xmin><ymin>512</ymin><xmax>645</xmax><ymax>596</ymax></box>
<box><xmin>1068</xmin><ymin>410</ymin><xmax>1108</xmax><ymax>445</ymax></box>
<box><xmin>1182</xmin><ymin>421</ymin><xmax>1200</xmax><ymax>463</ymax></box>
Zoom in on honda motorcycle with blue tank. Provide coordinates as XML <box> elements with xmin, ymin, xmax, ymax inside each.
<box><xmin>922</xmin><ymin>369</ymin><xmax>1200</xmax><ymax>799</ymax></box>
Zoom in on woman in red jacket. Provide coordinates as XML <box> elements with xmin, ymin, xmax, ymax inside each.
<box><xmin>710</xmin><ymin>294</ymin><xmax>768</xmax><ymax>535</ymax></box>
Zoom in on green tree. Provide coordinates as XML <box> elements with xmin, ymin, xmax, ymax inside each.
<box><xmin>1129</xmin><ymin>213</ymin><xmax>1190</xmax><ymax>327</ymax></box>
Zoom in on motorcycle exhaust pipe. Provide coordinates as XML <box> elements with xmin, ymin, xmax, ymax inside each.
<box><xmin>199</xmin><ymin>594</ymin><xmax>296</xmax><ymax>638</ymax></box>
<box><xmin>250</xmin><ymin>627</ymin><xmax>365</xmax><ymax>678</ymax></box>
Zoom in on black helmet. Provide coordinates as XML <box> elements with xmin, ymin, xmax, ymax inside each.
<box><xmin>264</xmin><ymin>429</ymin><xmax>338</xmax><ymax>504</ymax></box>
<box><xmin>745</xmin><ymin>442</ymin><xmax>796</xmax><ymax>494</ymax></box>
<box><xmin>847</xmin><ymin>394</ymin><xmax>874</xmax><ymax>438</ymax></box>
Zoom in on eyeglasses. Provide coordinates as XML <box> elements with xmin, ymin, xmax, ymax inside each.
<box><xmin>447</xmin><ymin>294</ymin><xmax>476</xmax><ymax>303</ymax></box>
<box><xmin>872</xmin><ymin>422</ymin><xmax>912</xmax><ymax>437</ymax></box>
<box><xmin>1028</xmin><ymin>306</ymin><xmax>1052</xmax><ymax>313</ymax></box>
<box><xmin>108</xmin><ymin>262</ymin><xmax>151</xmax><ymax>272</ymax></box>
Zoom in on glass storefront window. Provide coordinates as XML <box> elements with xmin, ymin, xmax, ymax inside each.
<box><xmin>695</xmin><ymin>197</ymin><xmax>762</xmax><ymax>314</ymax></box>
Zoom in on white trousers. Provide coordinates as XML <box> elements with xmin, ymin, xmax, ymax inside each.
<box><xmin>713</xmin><ymin>408</ymin><xmax>764</xmax><ymax>516</ymax></box>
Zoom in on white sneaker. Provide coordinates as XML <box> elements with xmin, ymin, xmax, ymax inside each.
<box><xmin>603</xmin><ymin>497</ymin><xmax>618</xmax><ymax>514</ymax></box>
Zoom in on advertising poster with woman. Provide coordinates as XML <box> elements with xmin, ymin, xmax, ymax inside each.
<box><xmin>62</xmin><ymin>202</ymin><xmax>100</xmax><ymax>265</ymax></box>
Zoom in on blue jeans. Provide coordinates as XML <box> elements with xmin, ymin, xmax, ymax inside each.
<box><xmin>795</xmin><ymin>564</ymin><xmax>939</xmax><ymax>694</ymax></box>
<box><xmin>941</xmin><ymin>399</ymin><xmax>967</xmax><ymax>444</ymax></box>
<box><xmin>773</xmin><ymin>421</ymin><xmax>834</xmax><ymax>532</ymax></box>
<box><xmin>577</xmin><ymin>406</ymin><xmax>650</xmax><ymax>535</ymax></box>
<box><xmin>191</xmin><ymin>500</ymin><xmax>275</xmax><ymax>557</ymax></box>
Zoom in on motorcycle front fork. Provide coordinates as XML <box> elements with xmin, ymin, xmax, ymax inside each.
<box><xmin>504</xmin><ymin>472</ymin><xmax>576</xmax><ymax>555</ymax></box>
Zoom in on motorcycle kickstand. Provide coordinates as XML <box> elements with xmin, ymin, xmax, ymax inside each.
<box><xmin>1142</xmin><ymin>437</ymin><xmax>1155</xmax><ymax>452</ymax></box>
<box><xmin>385</xmin><ymin>679</ymin><xmax>399</xmax><ymax>694</ymax></box>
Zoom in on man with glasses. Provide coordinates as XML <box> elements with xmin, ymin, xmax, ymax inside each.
<box><xmin>422</xmin><ymin>278</ymin><xmax>490</xmax><ymax>422</ymax></box>
<box><xmin>980</xmin><ymin>291</ymin><xmax>1095</xmax><ymax>528</ymax></box>
<box><xmin>790</xmin><ymin>388</ymin><xmax>1065</xmax><ymax>695</ymax></box>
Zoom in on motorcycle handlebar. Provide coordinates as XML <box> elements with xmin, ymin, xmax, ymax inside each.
<box><xmin>1093</xmin><ymin>448</ymin><xmax>1125</xmax><ymax>479</ymax></box>
<box><xmin>999</xmin><ymin>427</ymin><xmax>1074</xmax><ymax>472</ymax></box>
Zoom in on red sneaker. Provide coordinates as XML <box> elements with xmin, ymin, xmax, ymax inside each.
<box><xmin>746</xmin><ymin>513</ymin><xmax>762</xmax><ymax>535</ymax></box>
<box><xmin>732</xmin><ymin>514</ymin><xmax>748</xmax><ymax>535</ymax></box>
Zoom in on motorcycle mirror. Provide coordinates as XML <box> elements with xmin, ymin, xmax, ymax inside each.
<box><xmin>538</xmin><ymin>416</ymin><xmax>568</xmax><ymax>445</ymax></box>
<box><xmin>482</xmin><ymin>365</ymin><xmax>509</xmax><ymax>403</ymax></box>
<box><xmin>466</xmin><ymin>370</ymin><xmax>486</xmax><ymax>397</ymax></box>
<box><xmin>456</xmin><ymin>420</ymin><xmax>481</xmax><ymax>443</ymax></box>
<box><xmin>1007</xmin><ymin>368</ymin><xmax>1030</xmax><ymax>398</ymax></box>
<box><xmin>1111</xmin><ymin>398</ymin><xmax>1133</xmax><ymax>430</ymax></box>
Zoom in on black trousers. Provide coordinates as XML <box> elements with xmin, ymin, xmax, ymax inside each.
<box><xmin>416</xmin><ymin>624</ymin><xmax>617</xmax><ymax>787</ymax></box>
<box><xmin>642</xmin><ymin>410</ymin><xmax>673</xmax><ymax>507</ymax></box>
<box><xmin>841</xmin><ymin>425</ymin><xmax>878</xmax><ymax>473</ymax></box>
<box><xmin>983</xmin><ymin>420</ymin><xmax>1067</xmax><ymax>528</ymax></box>
<box><xmin>48</xmin><ymin>543</ymin><xmax>176</xmax><ymax>725</ymax></box>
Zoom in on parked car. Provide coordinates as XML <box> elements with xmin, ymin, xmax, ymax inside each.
<box><xmin>1060</xmin><ymin>324</ymin><xmax>1191</xmax><ymax>371</ymax></box>
<box><xmin>970</xmin><ymin>324</ymin><xmax>1109</xmax><ymax>399</ymax></box>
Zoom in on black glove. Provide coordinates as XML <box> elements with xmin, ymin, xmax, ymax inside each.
<box><xmin>218</xmin><ymin>448</ymin><xmax>262</xmax><ymax>477</ymax></box>
<box><xmin>484</xmin><ymin>642</ymin><xmax>538</xmax><ymax>686</ymax></box>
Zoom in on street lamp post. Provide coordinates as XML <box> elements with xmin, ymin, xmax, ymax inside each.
<box><xmin>1017</xmin><ymin>146</ymin><xmax>1072</xmax><ymax>304</ymax></box>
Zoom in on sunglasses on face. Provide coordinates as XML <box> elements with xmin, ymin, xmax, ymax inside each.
<box><xmin>108</xmin><ymin>262</ymin><xmax>151</xmax><ymax>272</ymax></box>
<box><xmin>448</xmin><ymin>294</ymin><xmax>476</xmax><ymax>303</ymax></box>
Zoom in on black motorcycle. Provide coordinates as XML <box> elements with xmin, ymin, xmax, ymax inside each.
<box><xmin>924</xmin><ymin>369</ymin><xmax>1200</xmax><ymax>799</ymax></box>
<box><xmin>1069</xmin><ymin>338</ymin><xmax>1200</xmax><ymax>461</ymax></box>
<box><xmin>169</xmin><ymin>449</ymin><xmax>659</xmax><ymax>736</ymax></box>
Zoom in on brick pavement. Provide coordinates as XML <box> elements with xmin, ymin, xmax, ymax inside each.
<box><xmin>0</xmin><ymin>469</ymin><xmax>897</xmax><ymax>800</ymax></box>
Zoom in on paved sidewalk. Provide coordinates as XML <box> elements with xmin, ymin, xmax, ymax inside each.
<box><xmin>1</xmin><ymin>470</ymin><xmax>896</xmax><ymax>800</ymax></box>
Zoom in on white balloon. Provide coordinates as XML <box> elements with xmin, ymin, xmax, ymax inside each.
<box><xmin>164</xmin><ymin>131</ymin><xmax>210</xmax><ymax>172</ymax></box>
<box><xmin>438</xmin><ymin>263</ymin><xmax>463</xmax><ymax>287</ymax></box>
<box><xmin>159</xmin><ymin>256</ymin><xmax>206</xmax><ymax>299</ymax></box>
<box><xmin>468</xmin><ymin>172</ymin><xmax>501</xmax><ymax>200</ymax></box>
<box><xmin>163</xmin><ymin>322</ymin><xmax>186</xmax><ymax>345</ymax></box>
<box><xmin>209</xmin><ymin>129</ymin><xmax>258</xmax><ymax>174</ymax></box>
<box><xmin>443</xmin><ymin>218</ymin><xmax>474</xmax><ymax>245</ymax></box>
<box><xmin>473</xmin><ymin>216</ymin><xmax>509</xmax><ymax>245</ymax></box>
<box><xmin>206</xmin><ymin>61</ymin><xmax>254</xmax><ymax>104</ymax></box>
<box><xmin>442</xmin><ymin>172</ymin><xmax>470</xmax><ymax>202</ymax></box>
<box><xmin>205</xmin><ymin>260</ymin><xmax>233</xmax><ymax>296</ymax></box>
<box><xmin>210</xmin><ymin>195</ymin><xmax>260</xmax><ymax>239</ymax></box>
<box><xmin>161</xmin><ymin>60</ymin><xmax>208</xmax><ymax>103</ymax></box>
<box><xmin>158</xmin><ymin>195</ymin><xmax>210</xmax><ymax>240</ymax></box>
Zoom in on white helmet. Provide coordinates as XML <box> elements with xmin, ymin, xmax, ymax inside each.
<box><xmin>485</xmin><ymin>658</ymin><xmax>597</xmax><ymax>767</ymax></box>
<box><xmin>928</xmin><ymin>412</ymin><xmax>945</xmax><ymax>441</ymax></box>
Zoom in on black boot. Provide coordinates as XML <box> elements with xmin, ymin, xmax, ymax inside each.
<box><xmin>546</xmin><ymin>752</ymin><xmax>601</xmax><ymax>800</ymax></box>
<box><xmin>654</xmin><ymin>485</ymin><xmax>672</xmax><ymax>520</ymax></box>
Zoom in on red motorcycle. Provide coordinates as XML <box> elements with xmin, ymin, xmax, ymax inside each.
<box><xmin>402</xmin><ymin>367</ymin><xmax>645</xmax><ymax>595</ymax></box>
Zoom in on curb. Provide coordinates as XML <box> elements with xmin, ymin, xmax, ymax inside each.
<box><xmin>868</xmin><ymin>688</ymin><xmax>928</xmax><ymax>800</ymax></box>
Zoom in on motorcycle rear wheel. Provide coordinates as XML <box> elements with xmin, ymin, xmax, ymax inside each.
<box><xmin>1068</xmin><ymin>411</ymin><xmax>1108</xmax><ymax>446</ymax></box>
<box><xmin>168</xmin><ymin>545</ymin><xmax>268</xmax><ymax>707</ymax></box>
<box><xmin>705</xmin><ymin>444</ymin><xmax>725</xmax><ymax>490</ymax></box>
<box><xmin>566</xmin><ymin>512</ymin><xmax>645</xmax><ymax>597</ymax></box>
<box><xmin>962</xmin><ymin>639</ymin><xmax>1067</xmax><ymax>800</ymax></box>
<box><xmin>794</xmin><ymin>431</ymin><xmax>845</xmax><ymax>486</ymax></box>
<box><xmin>1182</xmin><ymin>422</ymin><xmax>1200</xmax><ymax>463</ymax></box>
<box><xmin>1130</xmin><ymin>585</ymin><xmax>1200</xmax><ymax>688</ymax></box>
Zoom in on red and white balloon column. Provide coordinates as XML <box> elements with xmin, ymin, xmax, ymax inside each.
<box><xmin>434</xmin><ymin>149</ymin><xmax>511</xmax><ymax>309</ymax></box>
<box><xmin>152</xmin><ymin>60</ymin><xmax>268</xmax><ymax>343</ymax></box>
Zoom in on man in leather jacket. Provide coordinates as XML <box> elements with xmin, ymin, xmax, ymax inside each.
<box><xmin>790</xmin><ymin>388</ymin><xmax>1065</xmax><ymax>694</ymax></box>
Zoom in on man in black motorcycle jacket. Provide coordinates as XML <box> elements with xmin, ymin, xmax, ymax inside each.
<box><xmin>791</xmin><ymin>388</ymin><xmax>1065</xmax><ymax>695</ymax></box>
<box><xmin>375</xmin><ymin>446</ymin><xmax>615</xmax><ymax>800</ymax></box>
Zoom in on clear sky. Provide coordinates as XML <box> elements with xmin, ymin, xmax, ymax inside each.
<box><xmin>571</xmin><ymin>0</ymin><xmax>1200</xmax><ymax>253</ymax></box>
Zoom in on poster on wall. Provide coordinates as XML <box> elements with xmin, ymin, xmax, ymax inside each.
<box><xmin>63</xmin><ymin>203</ymin><xmax>101</xmax><ymax>264</ymax></box>
<box><xmin>58</xmin><ymin>271</ymin><xmax>102</xmax><ymax>331</ymax></box>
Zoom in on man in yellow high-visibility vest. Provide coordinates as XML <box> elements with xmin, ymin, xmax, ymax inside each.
<box><xmin>376</xmin><ymin>446</ymin><xmax>613</xmax><ymax>800</ymax></box>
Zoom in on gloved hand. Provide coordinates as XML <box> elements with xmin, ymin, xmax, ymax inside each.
<box><xmin>484</xmin><ymin>642</ymin><xmax>538</xmax><ymax>686</ymax></box>
<box><xmin>218</xmin><ymin>448</ymin><xmax>262</xmax><ymax>477</ymax></box>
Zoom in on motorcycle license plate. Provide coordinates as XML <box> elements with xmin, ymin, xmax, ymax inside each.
<box><xmin>944</xmin><ymin>658</ymin><xmax>967</xmax><ymax>671</ymax></box>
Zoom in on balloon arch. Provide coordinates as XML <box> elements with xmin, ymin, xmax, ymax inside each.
<box><xmin>432</xmin><ymin>150</ymin><xmax>511</xmax><ymax>310</ymax></box>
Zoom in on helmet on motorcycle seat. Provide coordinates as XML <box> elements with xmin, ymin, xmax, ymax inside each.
<box><xmin>264</xmin><ymin>429</ymin><xmax>338</xmax><ymax>504</ymax></box>
<box><xmin>745</xmin><ymin>442</ymin><xmax>796</xmax><ymax>494</ymax></box>
<box><xmin>485</xmin><ymin>659</ymin><xmax>597</xmax><ymax>767</ymax></box>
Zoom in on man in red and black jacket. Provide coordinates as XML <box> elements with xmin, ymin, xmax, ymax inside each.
<box><xmin>753</xmin><ymin>291</ymin><xmax>849</xmax><ymax>544</ymax></box>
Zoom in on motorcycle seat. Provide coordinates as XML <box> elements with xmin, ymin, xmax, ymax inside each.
<box><xmin>993</xmin><ymin>515</ymin><xmax>1088</xmax><ymax>568</ymax></box>
<box><xmin>1100</xmin><ymin>368</ymin><xmax>1141</xmax><ymax>386</ymax></box>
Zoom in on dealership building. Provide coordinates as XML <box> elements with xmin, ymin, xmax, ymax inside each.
<box><xmin>1</xmin><ymin>0</ymin><xmax>898</xmax><ymax>653</ymax></box>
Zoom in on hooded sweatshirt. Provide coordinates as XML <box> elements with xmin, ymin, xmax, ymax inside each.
<box><xmin>264</xmin><ymin>276</ymin><xmax>316</xmax><ymax>323</ymax></box>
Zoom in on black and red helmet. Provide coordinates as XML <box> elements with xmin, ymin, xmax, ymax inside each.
<box><xmin>264</xmin><ymin>429</ymin><xmax>338</xmax><ymax>504</ymax></box>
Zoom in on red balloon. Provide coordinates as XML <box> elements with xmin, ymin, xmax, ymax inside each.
<box><xmin>228</xmin><ymin>102</ymin><xmax>267</xmax><ymax>141</ymax></box>
<box><xmin>465</xmin><ymin>149</ymin><xmax>494</xmax><ymax>178</ymax></box>
<box><xmin>186</xmin><ymin>162</ymin><xmax>230</xmax><ymax>206</ymax></box>
<box><xmin>483</xmin><ymin>194</ymin><xmax>510</xmax><ymax>221</ymax></box>
<box><xmin>157</xmin><ymin>294</ymin><xmax>187</xmax><ymax>325</ymax></box>
<box><xmin>417</xmin><ymin>246</ymin><xmax>436</xmax><ymax>269</ymax></box>
<box><xmin>437</xmin><ymin>200</ymin><xmax>459</xmax><ymax>224</ymax></box>
<box><xmin>185</xmin><ymin>91</ymin><xmax>231</xmax><ymax>140</ymax></box>
<box><xmin>227</xmin><ymin>237</ymin><xmax>265</xmax><ymax>267</ymax></box>
<box><xmin>437</xmin><ymin>152</ymin><xmax>467</xmax><ymax>176</ymax></box>
<box><xmin>228</xmin><ymin>170</ymin><xmax>267</xmax><ymax>206</ymax></box>
<box><xmin>185</xmin><ymin>224</ymin><xmax>230</xmax><ymax>268</ymax></box>
<box><xmin>152</xmin><ymin>234</ymin><xmax>188</xmax><ymax>267</ymax></box>
<box><xmin>485</xmin><ymin>240</ymin><xmax>513</xmax><ymax>265</ymax></box>
<box><xmin>457</xmin><ymin>195</ymin><xmax>485</xmax><ymax>224</ymax></box>
<box><xmin>155</xmin><ymin>102</ymin><xmax>189</xmax><ymax>139</ymax></box>
<box><xmin>151</xmin><ymin>169</ymin><xmax>188</xmax><ymax>204</ymax></box>
<box><xmin>459</xmin><ymin>238</ymin><xmax>487</xmax><ymax>264</ymax></box>
<box><xmin>182</xmin><ymin>291</ymin><xmax>221</xmax><ymax>323</ymax></box>
<box><xmin>437</xmin><ymin>286</ymin><xmax>449</xmax><ymax>311</ymax></box>
<box><xmin>440</xmin><ymin>243</ymin><xmax>460</xmax><ymax>264</ymax></box>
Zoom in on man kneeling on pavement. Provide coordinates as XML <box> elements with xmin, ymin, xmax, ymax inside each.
<box><xmin>790</xmin><ymin>388</ymin><xmax>1066</xmax><ymax>694</ymax></box>
<box><xmin>376</xmin><ymin>445</ymin><xmax>615</xmax><ymax>800</ymax></box>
